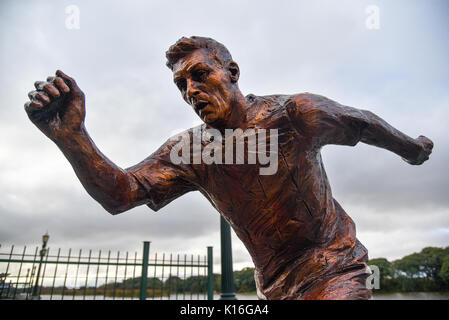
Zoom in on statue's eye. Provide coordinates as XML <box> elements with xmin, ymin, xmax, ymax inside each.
<box><xmin>175</xmin><ymin>78</ymin><xmax>187</xmax><ymax>91</ymax></box>
<box><xmin>192</xmin><ymin>70</ymin><xmax>208</xmax><ymax>82</ymax></box>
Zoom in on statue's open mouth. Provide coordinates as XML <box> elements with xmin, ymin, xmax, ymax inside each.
<box><xmin>196</xmin><ymin>101</ymin><xmax>209</xmax><ymax>117</ymax></box>
<box><xmin>196</xmin><ymin>101</ymin><xmax>208</xmax><ymax>111</ymax></box>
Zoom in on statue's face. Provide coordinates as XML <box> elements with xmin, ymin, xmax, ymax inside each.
<box><xmin>172</xmin><ymin>49</ymin><xmax>234</xmax><ymax>127</ymax></box>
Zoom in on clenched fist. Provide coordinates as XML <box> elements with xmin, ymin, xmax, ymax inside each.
<box><xmin>402</xmin><ymin>135</ymin><xmax>434</xmax><ymax>165</ymax></box>
<box><xmin>24</xmin><ymin>70</ymin><xmax>85</xmax><ymax>141</ymax></box>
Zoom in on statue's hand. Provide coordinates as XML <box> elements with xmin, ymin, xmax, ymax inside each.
<box><xmin>402</xmin><ymin>135</ymin><xmax>434</xmax><ymax>165</ymax></box>
<box><xmin>24</xmin><ymin>70</ymin><xmax>85</xmax><ymax>141</ymax></box>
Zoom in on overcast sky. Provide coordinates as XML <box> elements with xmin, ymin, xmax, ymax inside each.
<box><xmin>0</xmin><ymin>0</ymin><xmax>448</xmax><ymax>273</ymax></box>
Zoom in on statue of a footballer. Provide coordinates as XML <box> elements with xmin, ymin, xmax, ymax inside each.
<box><xmin>24</xmin><ymin>36</ymin><xmax>433</xmax><ymax>299</ymax></box>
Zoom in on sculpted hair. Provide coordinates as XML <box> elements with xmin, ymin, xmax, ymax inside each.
<box><xmin>166</xmin><ymin>36</ymin><xmax>233</xmax><ymax>70</ymax></box>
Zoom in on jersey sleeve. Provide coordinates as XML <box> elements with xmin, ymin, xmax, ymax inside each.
<box><xmin>286</xmin><ymin>93</ymin><xmax>369</xmax><ymax>148</ymax></box>
<box><xmin>127</xmin><ymin>135</ymin><xmax>198</xmax><ymax>212</ymax></box>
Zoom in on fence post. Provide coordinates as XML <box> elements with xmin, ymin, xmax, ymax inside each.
<box><xmin>207</xmin><ymin>246</ymin><xmax>214</xmax><ymax>300</ymax></box>
<box><xmin>139</xmin><ymin>241</ymin><xmax>150</xmax><ymax>300</ymax></box>
<box><xmin>220</xmin><ymin>216</ymin><xmax>236</xmax><ymax>300</ymax></box>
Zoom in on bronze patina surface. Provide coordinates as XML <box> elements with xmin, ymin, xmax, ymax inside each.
<box><xmin>24</xmin><ymin>36</ymin><xmax>433</xmax><ymax>299</ymax></box>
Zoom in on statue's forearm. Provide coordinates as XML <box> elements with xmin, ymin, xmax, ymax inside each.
<box><xmin>359</xmin><ymin>110</ymin><xmax>422</xmax><ymax>162</ymax></box>
<box><xmin>54</xmin><ymin>125</ymin><xmax>143</xmax><ymax>214</ymax></box>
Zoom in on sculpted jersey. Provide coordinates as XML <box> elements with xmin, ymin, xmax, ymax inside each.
<box><xmin>128</xmin><ymin>93</ymin><xmax>371</xmax><ymax>299</ymax></box>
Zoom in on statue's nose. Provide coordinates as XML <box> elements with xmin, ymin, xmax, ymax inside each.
<box><xmin>186</xmin><ymin>80</ymin><xmax>200</xmax><ymax>104</ymax></box>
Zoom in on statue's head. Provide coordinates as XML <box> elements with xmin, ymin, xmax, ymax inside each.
<box><xmin>166</xmin><ymin>36</ymin><xmax>241</xmax><ymax>127</ymax></box>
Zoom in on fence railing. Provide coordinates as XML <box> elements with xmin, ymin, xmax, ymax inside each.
<box><xmin>0</xmin><ymin>241</ymin><xmax>214</xmax><ymax>300</ymax></box>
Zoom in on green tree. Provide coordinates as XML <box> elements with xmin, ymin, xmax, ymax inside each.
<box><xmin>234</xmin><ymin>267</ymin><xmax>256</xmax><ymax>293</ymax></box>
<box><xmin>164</xmin><ymin>275</ymin><xmax>183</xmax><ymax>293</ymax></box>
<box><xmin>214</xmin><ymin>273</ymin><xmax>221</xmax><ymax>292</ymax></box>
<box><xmin>183</xmin><ymin>275</ymin><xmax>208</xmax><ymax>293</ymax></box>
<box><xmin>368</xmin><ymin>258</ymin><xmax>393</xmax><ymax>278</ymax></box>
<box><xmin>418</xmin><ymin>247</ymin><xmax>446</xmax><ymax>278</ymax></box>
<box><xmin>394</xmin><ymin>253</ymin><xmax>423</xmax><ymax>278</ymax></box>
<box><xmin>439</xmin><ymin>255</ymin><xmax>449</xmax><ymax>285</ymax></box>
<box><xmin>393</xmin><ymin>247</ymin><xmax>449</xmax><ymax>291</ymax></box>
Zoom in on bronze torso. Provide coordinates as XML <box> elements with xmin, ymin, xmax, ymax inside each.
<box><xmin>129</xmin><ymin>93</ymin><xmax>371</xmax><ymax>299</ymax></box>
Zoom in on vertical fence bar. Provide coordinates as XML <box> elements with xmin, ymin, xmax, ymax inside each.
<box><xmin>152</xmin><ymin>252</ymin><xmax>157</xmax><ymax>299</ymax></box>
<box><xmin>204</xmin><ymin>254</ymin><xmax>207</xmax><ymax>300</ymax></box>
<box><xmin>160</xmin><ymin>253</ymin><xmax>165</xmax><ymax>300</ymax></box>
<box><xmin>38</xmin><ymin>248</ymin><xmax>50</xmax><ymax>297</ymax></box>
<box><xmin>131</xmin><ymin>251</ymin><xmax>137</xmax><ymax>299</ymax></box>
<box><xmin>103</xmin><ymin>250</ymin><xmax>111</xmax><ymax>300</ymax></box>
<box><xmin>50</xmin><ymin>248</ymin><xmax>61</xmax><ymax>300</ymax></box>
<box><xmin>93</xmin><ymin>250</ymin><xmax>101</xmax><ymax>300</ymax></box>
<box><xmin>139</xmin><ymin>241</ymin><xmax>150</xmax><ymax>300</ymax></box>
<box><xmin>207</xmin><ymin>246</ymin><xmax>213</xmax><ymax>300</ymax></box>
<box><xmin>197</xmin><ymin>254</ymin><xmax>200</xmax><ymax>300</ymax></box>
<box><xmin>0</xmin><ymin>245</ymin><xmax>14</xmax><ymax>297</ymax></box>
<box><xmin>183</xmin><ymin>254</ymin><xmax>187</xmax><ymax>300</ymax></box>
<box><xmin>6</xmin><ymin>280</ymin><xmax>12</xmax><ymax>298</ymax></box>
<box><xmin>62</xmin><ymin>249</ymin><xmax>72</xmax><ymax>300</ymax></box>
<box><xmin>190</xmin><ymin>254</ymin><xmax>195</xmax><ymax>300</ymax></box>
<box><xmin>113</xmin><ymin>251</ymin><xmax>120</xmax><ymax>299</ymax></box>
<box><xmin>168</xmin><ymin>253</ymin><xmax>172</xmax><ymax>299</ymax></box>
<box><xmin>175</xmin><ymin>254</ymin><xmax>180</xmax><ymax>300</ymax></box>
<box><xmin>122</xmin><ymin>251</ymin><xmax>128</xmax><ymax>300</ymax></box>
<box><xmin>83</xmin><ymin>250</ymin><xmax>92</xmax><ymax>300</ymax></box>
<box><xmin>190</xmin><ymin>254</ymin><xmax>194</xmax><ymax>300</ymax></box>
<box><xmin>24</xmin><ymin>269</ymin><xmax>30</xmax><ymax>298</ymax></box>
<box><xmin>26</xmin><ymin>267</ymin><xmax>34</xmax><ymax>299</ymax></box>
<box><xmin>28</xmin><ymin>247</ymin><xmax>39</xmax><ymax>299</ymax></box>
<box><xmin>72</xmin><ymin>249</ymin><xmax>82</xmax><ymax>299</ymax></box>
<box><xmin>30</xmin><ymin>267</ymin><xmax>36</xmax><ymax>296</ymax></box>
<box><xmin>203</xmin><ymin>255</ymin><xmax>206</xmax><ymax>299</ymax></box>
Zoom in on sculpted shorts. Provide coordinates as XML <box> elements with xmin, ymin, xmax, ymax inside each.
<box><xmin>298</xmin><ymin>264</ymin><xmax>373</xmax><ymax>300</ymax></box>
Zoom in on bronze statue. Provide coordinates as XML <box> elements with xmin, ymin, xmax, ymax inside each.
<box><xmin>24</xmin><ymin>36</ymin><xmax>433</xmax><ymax>300</ymax></box>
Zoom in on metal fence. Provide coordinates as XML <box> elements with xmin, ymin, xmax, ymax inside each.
<box><xmin>0</xmin><ymin>241</ymin><xmax>214</xmax><ymax>300</ymax></box>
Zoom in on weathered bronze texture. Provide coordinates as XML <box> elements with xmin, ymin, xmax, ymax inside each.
<box><xmin>24</xmin><ymin>36</ymin><xmax>433</xmax><ymax>300</ymax></box>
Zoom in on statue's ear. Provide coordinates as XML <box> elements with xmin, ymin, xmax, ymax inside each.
<box><xmin>227</xmin><ymin>61</ymin><xmax>240</xmax><ymax>83</ymax></box>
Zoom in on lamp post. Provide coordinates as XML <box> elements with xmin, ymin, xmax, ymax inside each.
<box><xmin>32</xmin><ymin>233</ymin><xmax>49</xmax><ymax>298</ymax></box>
<box><xmin>220</xmin><ymin>216</ymin><xmax>236</xmax><ymax>300</ymax></box>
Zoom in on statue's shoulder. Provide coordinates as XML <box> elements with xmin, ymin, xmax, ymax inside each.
<box><xmin>289</xmin><ymin>92</ymin><xmax>324</xmax><ymax>106</ymax></box>
<box><xmin>248</xmin><ymin>93</ymin><xmax>329</xmax><ymax>108</ymax></box>
<box><xmin>255</xmin><ymin>92</ymin><xmax>324</xmax><ymax>106</ymax></box>
<box><xmin>286</xmin><ymin>92</ymin><xmax>335</xmax><ymax>115</ymax></box>
<box><xmin>246</xmin><ymin>93</ymin><xmax>322</xmax><ymax>122</ymax></box>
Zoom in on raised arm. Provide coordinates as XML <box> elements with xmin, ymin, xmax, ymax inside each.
<box><xmin>24</xmin><ymin>70</ymin><xmax>149</xmax><ymax>214</ymax></box>
<box><xmin>288</xmin><ymin>93</ymin><xmax>433</xmax><ymax>165</ymax></box>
